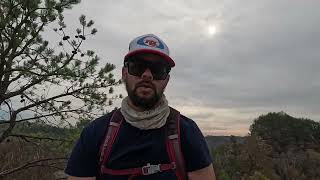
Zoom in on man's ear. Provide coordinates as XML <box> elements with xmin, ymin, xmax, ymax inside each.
<box><xmin>122</xmin><ymin>67</ymin><xmax>127</xmax><ymax>82</ymax></box>
<box><xmin>163</xmin><ymin>74</ymin><xmax>170</xmax><ymax>87</ymax></box>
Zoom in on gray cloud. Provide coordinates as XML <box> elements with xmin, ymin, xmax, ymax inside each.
<box><xmin>50</xmin><ymin>0</ymin><xmax>320</xmax><ymax>135</ymax></box>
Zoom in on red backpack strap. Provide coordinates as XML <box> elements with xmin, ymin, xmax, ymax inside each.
<box><xmin>166</xmin><ymin>107</ymin><xmax>187</xmax><ymax>180</ymax></box>
<box><xmin>99</xmin><ymin>109</ymin><xmax>123</xmax><ymax>173</ymax></box>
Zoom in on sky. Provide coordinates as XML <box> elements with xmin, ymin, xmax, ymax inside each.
<box><xmin>52</xmin><ymin>0</ymin><xmax>320</xmax><ymax>136</ymax></box>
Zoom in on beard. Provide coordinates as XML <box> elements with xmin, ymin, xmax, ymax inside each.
<box><xmin>125</xmin><ymin>81</ymin><xmax>162</xmax><ymax>110</ymax></box>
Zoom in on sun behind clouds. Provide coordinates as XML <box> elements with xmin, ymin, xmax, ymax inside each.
<box><xmin>207</xmin><ymin>25</ymin><xmax>217</xmax><ymax>37</ymax></box>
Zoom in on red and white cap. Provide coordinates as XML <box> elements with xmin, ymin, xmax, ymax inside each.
<box><xmin>124</xmin><ymin>34</ymin><xmax>175</xmax><ymax>67</ymax></box>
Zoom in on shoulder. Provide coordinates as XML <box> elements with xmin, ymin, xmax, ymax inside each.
<box><xmin>65</xmin><ymin>111</ymin><xmax>115</xmax><ymax>177</ymax></box>
<box><xmin>180</xmin><ymin>114</ymin><xmax>198</xmax><ymax>129</ymax></box>
<box><xmin>179</xmin><ymin>114</ymin><xmax>203</xmax><ymax>136</ymax></box>
<box><xmin>178</xmin><ymin>113</ymin><xmax>213</xmax><ymax>172</ymax></box>
<box><xmin>88</xmin><ymin>110</ymin><xmax>114</xmax><ymax>129</ymax></box>
<box><xmin>179</xmin><ymin>114</ymin><xmax>206</xmax><ymax>146</ymax></box>
<box><xmin>81</xmin><ymin>111</ymin><xmax>114</xmax><ymax>145</ymax></box>
<box><xmin>88</xmin><ymin>111</ymin><xmax>113</xmax><ymax>129</ymax></box>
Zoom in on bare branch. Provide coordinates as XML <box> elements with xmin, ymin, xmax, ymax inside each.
<box><xmin>0</xmin><ymin>111</ymin><xmax>17</xmax><ymax>142</ymax></box>
<box><xmin>2</xmin><ymin>100</ymin><xmax>12</xmax><ymax>119</ymax></box>
<box><xmin>0</xmin><ymin>109</ymin><xmax>82</xmax><ymax>124</ymax></box>
<box><xmin>14</xmin><ymin>81</ymin><xmax>115</xmax><ymax>115</ymax></box>
<box><xmin>0</xmin><ymin>157</ymin><xmax>68</xmax><ymax>176</ymax></box>
<box><xmin>9</xmin><ymin>134</ymin><xmax>73</xmax><ymax>143</ymax></box>
<box><xmin>25</xmin><ymin>164</ymin><xmax>65</xmax><ymax>171</ymax></box>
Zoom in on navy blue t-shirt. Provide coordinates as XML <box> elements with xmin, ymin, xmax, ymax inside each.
<box><xmin>65</xmin><ymin>111</ymin><xmax>212</xmax><ymax>179</ymax></box>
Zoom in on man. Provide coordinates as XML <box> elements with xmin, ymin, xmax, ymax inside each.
<box><xmin>65</xmin><ymin>34</ymin><xmax>216</xmax><ymax>180</ymax></box>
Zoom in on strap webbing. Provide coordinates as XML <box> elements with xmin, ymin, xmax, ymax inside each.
<box><xmin>99</xmin><ymin>108</ymin><xmax>187</xmax><ymax>180</ymax></box>
<box><xmin>101</xmin><ymin>163</ymin><xmax>176</xmax><ymax>175</ymax></box>
<box><xmin>166</xmin><ymin>108</ymin><xmax>187</xmax><ymax>180</ymax></box>
<box><xmin>99</xmin><ymin>109</ymin><xmax>123</xmax><ymax>170</ymax></box>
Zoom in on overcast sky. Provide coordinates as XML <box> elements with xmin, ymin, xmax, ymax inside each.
<box><xmin>55</xmin><ymin>0</ymin><xmax>320</xmax><ymax>136</ymax></box>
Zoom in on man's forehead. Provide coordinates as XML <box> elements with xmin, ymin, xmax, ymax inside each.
<box><xmin>131</xmin><ymin>53</ymin><xmax>168</xmax><ymax>65</ymax></box>
<box><xmin>136</xmin><ymin>53</ymin><xmax>163</xmax><ymax>60</ymax></box>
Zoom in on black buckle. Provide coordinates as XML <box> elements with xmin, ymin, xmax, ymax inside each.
<box><xmin>142</xmin><ymin>163</ymin><xmax>161</xmax><ymax>175</ymax></box>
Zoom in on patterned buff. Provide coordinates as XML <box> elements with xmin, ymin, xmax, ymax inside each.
<box><xmin>120</xmin><ymin>96</ymin><xmax>170</xmax><ymax>130</ymax></box>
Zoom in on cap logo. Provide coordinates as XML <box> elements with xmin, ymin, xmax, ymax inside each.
<box><xmin>136</xmin><ymin>36</ymin><xmax>165</xmax><ymax>50</ymax></box>
<box><xmin>144</xmin><ymin>38</ymin><xmax>158</xmax><ymax>47</ymax></box>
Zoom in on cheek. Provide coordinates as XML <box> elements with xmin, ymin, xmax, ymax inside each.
<box><xmin>155</xmin><ymin>81</ymin><xmax>168</xmax><ymax>92</ymax></box>
<box><xmin>125</xmin><ymin>76</ymin><xmax>138</xmax><ymax>90</ymax></box>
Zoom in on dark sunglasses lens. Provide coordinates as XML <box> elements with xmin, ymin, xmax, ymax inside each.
<box><xmin>128</xmin><ymin>61</ymin><xmax>146</xmax><ymax>76</ymax></box>
<box><xmin>127</xmin><ymin>60</ymin><xmax>169</xmax><ymax>80</ymax></box>
<box><xmin>149</xmin><ymin>65</ymin><xmax>168</xmax><ymax>80</ymax></box>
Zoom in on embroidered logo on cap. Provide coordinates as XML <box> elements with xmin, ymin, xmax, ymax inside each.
<box><xmin>136</xmin><ymin>36</ymin><xmax>165</xmax><ymax>50</ymax></box>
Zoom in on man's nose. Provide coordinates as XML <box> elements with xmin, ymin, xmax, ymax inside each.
<box><xmin>141</xmin><ymin>68</ymin><xmax>153</xmax><ymax>80</ymax></box>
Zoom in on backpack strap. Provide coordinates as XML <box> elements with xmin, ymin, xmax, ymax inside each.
<box><xmin>166</xmin><ymin>107</ymin><xmax>187</xmax><ymax>180</ymax></box>
<box><xmin>99</xmin><ymin>109</ymin><xmax>123</xmax><ymax>172</ymax></box>
<box><xmin>99</xmin><ymin>108</ymin><xmax>187</xmax><ymax>180</ymax></box>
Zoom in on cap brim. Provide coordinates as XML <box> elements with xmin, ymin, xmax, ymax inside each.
<box><xmin>124</xmin><ymin>49</ymin><xmax>175</xmax><ymax>67</ymax></box>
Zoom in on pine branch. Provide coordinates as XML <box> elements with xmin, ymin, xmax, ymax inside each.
<box><xmin>15</xmin><ymin>86</ymin><xmax>89</xmax><ymax>114</ymax></box>
<box><xmin>13</xmin><ymin>23</ymin><xmax>46</xmax><ymax>58</ymax></box>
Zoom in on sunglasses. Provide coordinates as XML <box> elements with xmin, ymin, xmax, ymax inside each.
<box><xmin>124</xmin><ymin>58</ymin><xmax>171</xmax><ymax>80</ymax></box>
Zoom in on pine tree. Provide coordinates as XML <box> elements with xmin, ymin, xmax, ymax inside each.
<box><xmin>0</xmin><ymin>0</ymin><xmax>121</xmax><ymax>143</ymax></box>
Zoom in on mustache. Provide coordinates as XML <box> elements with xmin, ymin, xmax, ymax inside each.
<box><xmin>135</xmin><ymin>81</ymin><xmax>155</xmax><ymax>89</ymax></box>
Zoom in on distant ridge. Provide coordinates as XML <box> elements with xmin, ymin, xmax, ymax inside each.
<box><xmin>205</xmin><ymin>136</ymin><xmax>245</xmax><ymax>149</ymax></box>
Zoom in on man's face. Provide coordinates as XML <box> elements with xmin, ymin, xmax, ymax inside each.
<box><xmin>122</xmin><ymin>53</ymin><xmax>171</xmax><ymax>110</ymax></box>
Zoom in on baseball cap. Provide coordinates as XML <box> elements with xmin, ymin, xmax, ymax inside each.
<box><xmin>124</xmin><ymin>34</ymin><xmax>175</xmax><ymax>67</ymax></box>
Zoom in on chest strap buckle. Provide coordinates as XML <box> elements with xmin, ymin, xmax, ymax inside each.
<box><xmin>142</xmin><ymin>163</ymin><xmax>161</xmax><ymax>175</ymax></box>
